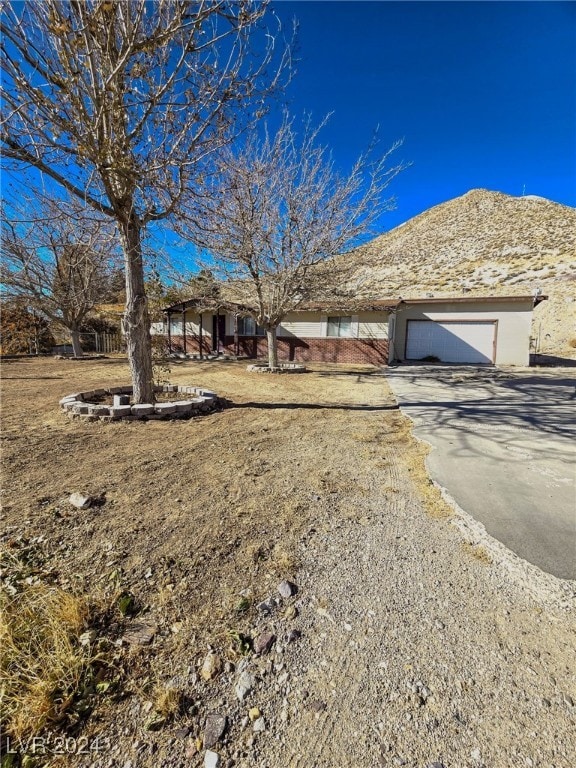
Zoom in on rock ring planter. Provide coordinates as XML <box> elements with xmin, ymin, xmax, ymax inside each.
<box><xmin>246</xmin><ymin>363</ymin><xmax>307</xmax><ymax>374</ymax></box>
<box><xmin>59</xmin><ymin>384</ymin><xmax>219</xmax><ymax>422</ymax></box>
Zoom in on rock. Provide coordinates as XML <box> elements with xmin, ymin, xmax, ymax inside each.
<box><xmin>434</xmin><ymin>619</ymin><xmax>445</xmax><ymax>630</ymax></box>
<box><xmin>185</xmin><ymin>742</ymin><xmax>198</xmax><ymax>759</ymax></box>
<box><xmin>252</xmin><ymin>717</ymin><xmax>265</xmax><ymax>733</ymax></box>
<box><xmin>426</xmin><ymin>763</ymin><xmax>446</xmax><ymax>768</ymax></box>
<box><xmin>204</xmin><ymin>751</ymin><xmax>220</xmax><ymax>768</ymax></box>
<box><xmin>110</xmin><ymin>405</ymin><xmax>132</xmax><ymax>419</ymax></box>
<box><xmin>131</xmin><ymin>404</ymin><xmax>155</xmax><ymax>417</ymax></box>
<box><xmin>257</xmin><ymin>598</ymin><xmax>276</xmax><ymax>615</ymax></box>
<box><xmin>235</xmin><ymin>671</ymin><xmax>256</xmax><ymax>701</ymax></box>
<box><xmin>122</xmin><ymin>623</ymin><xmax>157</xmax><ymax>646</ymax></box>
<box><xmin>287</xmin><ymin>629</ymin><xmax>301</xmax><ymax>644</ymax></box>
<box><xmin>248</xmin><ymin>707</ymin><xmax>261</xmax><ymax>722</ymax></box>
<box><xmin>470</xmin><ymin>747</ymin><xmax>482</xmax><ymax>761</ymax></box>
<box><xmin>253</xmin><ymin>632</ymin><xmax>275</xmax><ymax>655</ymax></box>
<box><xmin>308</xmin><ymin>699</ymin><xmax>326</xmax><ymax>713</ymax></box>
<box><xmin>174</xmin><ymin>727</ymin><xmax>190</xmax><ymax>739</ymax></box>
<box><xmin>113</xmin><ymin>394</ymin><xmax>130</xmax><ymax>407</ymax></box>
<box><xmin>69</xmin><ymin>492</ymin><xmax>92</xmax><ymax>509</ymax></box>
<box><xmin>201</xmin><ymin>651</ymin><xmax>222</xmax><ymax>681</ymax></box>
<box><xmin>277</xmin><ymin>580</ymin><xmax>297</xmax><ymax>599</ymax></box>
<box><xmin>204</xmin><ymin>713</ymin><xmax>227</xmax><ymax>749</ymax></box>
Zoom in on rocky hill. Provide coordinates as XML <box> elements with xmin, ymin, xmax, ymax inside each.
<box><xmin>346</xmin><ymin>189</ymin><xmax>576</xmax><ymax>358</ymax></box>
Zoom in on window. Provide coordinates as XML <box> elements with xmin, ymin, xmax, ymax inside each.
<box><xmin>327</xmin><ymin>316</ymin><xmax>352</xmax><ymax>337</ymax></box>
<box><xmin>237</xmin><ymin>316</ymin><xmax>264</xmax><ymax>336</ymax></box>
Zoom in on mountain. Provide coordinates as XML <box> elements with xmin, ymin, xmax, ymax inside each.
<box><xmin>345</xmin><ymin>189</ymin><xmax>576</xmax><ymax>358</ymax></box>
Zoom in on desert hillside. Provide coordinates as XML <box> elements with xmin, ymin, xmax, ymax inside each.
<box><xmin>346</xmin><ymin>189</ymin><xmax>576</xmax><ymax>357</ymax></box>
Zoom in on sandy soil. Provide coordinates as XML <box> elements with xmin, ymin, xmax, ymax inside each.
<box><xmin>1</xmin><ymin>356</ymin><xmax>574</xmax><ymax>768</ymax></box>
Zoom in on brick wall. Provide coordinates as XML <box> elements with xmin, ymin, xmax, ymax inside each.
<box><xmin>168</xmin><ymin>334</ymin><xmax>389</xmax><ymax>365</ymax></box>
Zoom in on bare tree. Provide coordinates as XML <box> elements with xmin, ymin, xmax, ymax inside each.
<box><xmin>1</xmin><ymin>0</ymin><xmax>289</xmax><ymax>400</ymax></box>
<box><xmin>1</xmin><ymin>196</ymin><xmax>118</xmax><ymax>357</ymax></box>
<box><xmin>186</xmin><ymin>114</ymin><xmax>407</xmax><ymax>368</ymax></box>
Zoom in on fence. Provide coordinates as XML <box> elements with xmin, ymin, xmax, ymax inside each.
<box><xmin>52</xmin><ymin>332</ymin><xmax>124</xmax><ymax>355</ymax></box>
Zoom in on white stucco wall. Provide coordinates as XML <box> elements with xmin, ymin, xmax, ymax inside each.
<box><xmin>392</xmin><ymin>300</ymin><xmax>535</xmax><ymax>366</ymax></box>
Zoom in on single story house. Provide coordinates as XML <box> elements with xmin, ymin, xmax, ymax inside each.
<box><xmin>153</xmin><ymin>294</ymin><xmax>546</xmax><ymax>366</ymax></box>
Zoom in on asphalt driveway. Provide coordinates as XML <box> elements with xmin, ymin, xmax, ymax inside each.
<box><xmin>386</xmin><ymin>366</ymin><xmax>576</xmax><ymax>580</ymax></box>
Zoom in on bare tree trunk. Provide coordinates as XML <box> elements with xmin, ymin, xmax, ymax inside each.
<box><xmin>120</xmin><ymin>213</ymin><xmax>154</xmax><ymax>403</ymax></box>
<box><xmin>267</xmin><ymin>326</ymin><xmax>278</xmax><ymax>369</ymax></box>
<box><xmin>70</xmin><ymin>328</ymin><xmax>83</xmax><ymax>358</ymax></box>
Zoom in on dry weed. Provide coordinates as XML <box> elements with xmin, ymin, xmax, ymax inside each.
<box><xmin>461</xmin><ymin>542</ymin><xmax>493</xmax><ymax>565</ymax></box>
<box><xmin>0</xmin><ymin>582</ymin><xmax>91</xmax><ymax>745</ymax></box>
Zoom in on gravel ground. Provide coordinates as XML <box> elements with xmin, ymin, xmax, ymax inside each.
<box><xmin>234</xmin><ymin>434</ymin><xmax>576</xmax><ymax>768</ymax></box>
<box><xmin>2</xmin><ymin>358</ymin><xmax>574</xmax><ymax>768</ymax></box>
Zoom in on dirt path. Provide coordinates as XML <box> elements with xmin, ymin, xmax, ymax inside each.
<box><xmin>1</xmin><ymin>357</ymin><xmax>575</xmax><ymax>768</ymax></box>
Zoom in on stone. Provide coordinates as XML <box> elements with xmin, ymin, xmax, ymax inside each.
<box><xmin>201</xmin><ymin>651</ymin><xmax>222</xmax><ymax>681</ymax></box>
<box><xmin>113</xmin><ymin>394</ymin><xmax>130</xmax><ymax>407</ymax></box>
<box><xmin>174</xmin><ymin>727</ymin><xmax>190</xmax><ymax>739</ymax></box>
<box><xmin>89</xmin><ymin>405</ymin><xmax>110</xmax><ymax>417</ymax></box>
<box><xmin>131</xmin><ymin>404</ymin><xmax>155</xmax><ymax>417</ymax></box>
<box><xmin>204</xmin><ymin>750</ymin><xmax>220</xmax><ymax>768</ymax></box>
<box><xmin>253</xmin><ymin>632</ymin><xmax>275</xmax><ymax>655</ymax></box>
<box><xmin>110</xmin><ymin>405</ymin><xmax>132</xmax><ymax>419</ymax></box>
<box><xmin>173</xmin><ymin>400</ymin><xmax>193</xmax><ymax>414</ymax></box>
<box><xmin>277</xmin><ymin>580</ymin><xmax>297</xmax><ymax>599</ymax></box>
<box><xmin>122</xmin><ymin>623</ymin><xmax>157</xmax><ymax>646</ymax></box>
<box><xmin>248</xmin><ymin>707</ymin><xmax>261</xmax><ymax>722</ymax></box>
<box><xmin>287</xmin><ymin>629</ymin><xmax>301</xmax><ymax>644</ymax></box>
<box><xmin>257</xmin><ymin>599</ymin><xmax>276</xmax><ymax>615</ymax></box>
<box><xmin>235</xmin><ymin>671</ymin><xmax>256</xmax><ymax>701</ymax></box>
<box><xmin>154</xmin><ymin>403</ymin><xmax>177</xmax><ymax>415</ymax></box>
<box><xmin>59</xmin><ymin>394</ymin><xmax>80</xmax><ymax>407</ymax></box>
<box><xmin>470</xmin><ymin>748</ymin><xmax>482</xmax><ymax>762</ymax></box>
<box><xmin>252</xmin><ymin>717</ymin><xmax>265</xmax><ymax>733</ymax></box>
<box><xmin>426</xmin><ymin>763</ymin><xmax>446</xmax><ymax>768</ymax></box>
<box><xmin>204</xmin><ymin>713</ymin><xmax>227</xmax><ymax>749</ymax></box>
<box><xmin>69</xmin><ymin>492</ymin><xmax>92</xmax><ymax>509</ymax></box>
<box><xmin>434</xmin><ymin>619</ymin><xmax>445</xmax><ymax>630</ymax></box>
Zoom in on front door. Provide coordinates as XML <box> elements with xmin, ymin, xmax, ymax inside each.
<box><xmin>211</xmin><ymin>314</ymin><xmax>226</xmax><ymax>353</ymax></box>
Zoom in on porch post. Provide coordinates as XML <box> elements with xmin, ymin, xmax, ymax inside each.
<box><xmin>182</xmin><ymin>308</ymin><xmax>187</xmax><ymax>355</ymax></box>
<box><xmin>234</xmin><ymin>313</ymin><xmax>239</xmax><ymax>356</ymax></box>
<box><xmin>216</xmin><ymin>308</ymin><xmax>220</xmax><ymax>353</ymax></box>
<box><xmin>199</xmin><ymin>313</ymin><xmax>203</xmax><ymax>359</ymax></box>
<box><xmin>167</xmin><ymin>312</ymin><xmax>172</xmax><ymax>353</ymax></box>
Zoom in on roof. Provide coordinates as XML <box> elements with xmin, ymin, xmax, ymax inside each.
<box><xmin>398</xmin><ymin>294</ymin><xmax>548</xmax><ymax>307</ymax></box>
<box><xmin>163</xmin><ymin>294</ymin><xmax>547</xmax><ymax>314</ymax></box>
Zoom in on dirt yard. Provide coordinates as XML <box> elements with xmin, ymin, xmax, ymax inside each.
<box><xmin>1</xmin><ymin>356</ymin><xmax>575</xmax><ymax>768</ymax></box>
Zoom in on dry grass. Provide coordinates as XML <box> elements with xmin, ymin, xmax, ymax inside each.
<box><xmin>0</xmin><ymin>580</ymin><xmax>91</xmax><ymax>746</ymax></box>
<box><xmin>461</xmin><ymin>542</ymin><xmax>493</xmax><ymax>565</ymax></box>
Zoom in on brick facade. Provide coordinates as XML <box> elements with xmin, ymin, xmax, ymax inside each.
<box><xmin>168</xmin><ymin>334</ymin><xmax>389</xmax><ymax>365</ymax></box>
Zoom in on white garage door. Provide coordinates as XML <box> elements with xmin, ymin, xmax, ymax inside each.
<box><xmin>406</xmin><ymin>320</ymin><xmax>496</xmax><ymax>363</ymax></box>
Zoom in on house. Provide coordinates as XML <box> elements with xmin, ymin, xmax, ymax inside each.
<box><xmin>153</xmin><ymin>294</ymin><xmax>546</xmax><ymax>366</ymax></box>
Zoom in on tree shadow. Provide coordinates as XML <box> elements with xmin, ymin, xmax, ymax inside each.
<box><xmin>222</xmin><ymin>398</ymin><xmax>398</xmax><ymax>412</ymax></box>
<box><xmin>388</xmin><ymin>370</ymin><xmax>576</xmax><ymax>460</ymax></box>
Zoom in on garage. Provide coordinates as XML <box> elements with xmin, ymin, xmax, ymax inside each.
<box><xmin>405</xmin><ymin>319</ymin><xmax>496</xmax><ymax>363</ymax></box>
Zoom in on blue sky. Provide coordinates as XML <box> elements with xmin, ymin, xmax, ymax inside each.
<box><xmin>272</xmin><ymin>0</ymin><xmax>576</xmax><ymax>231</ymax></box>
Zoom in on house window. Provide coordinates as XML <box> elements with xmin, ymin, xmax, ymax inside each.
<box><xmin>237</xmin><ymin>316</ymin><xmax>264</xmax><ymax>336</ymax></box>
<box><xmin>327</xmin><ymin>316</ymin><xmax>352</xmax><ymax>337</ymax></box>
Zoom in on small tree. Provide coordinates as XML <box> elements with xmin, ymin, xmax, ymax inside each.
<box><xmin>1</xmin><ymin>196</ymin><xmax>118</xmax><ymax>357</ymax></box>
<box><xmin>187</xmin><ymin>114</ymin><xmax>406</xmax><ymax>368</ymax></box>
<box><xmin>0</xmin><ymin>300</ymin><xmax>55</xmax><ymax>355</ymax></box>
<box><xmin>1</xmin><ymin>0</ymin><xmax>289</xmax><ymax>399</ymax></box>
